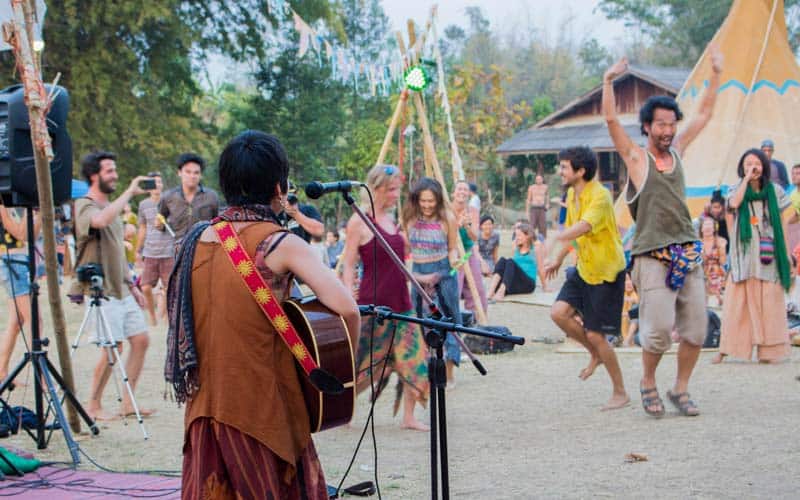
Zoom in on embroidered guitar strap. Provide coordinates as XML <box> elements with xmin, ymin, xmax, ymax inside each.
<box><xmin>212</xmin><ymin>220</ymin><xmax>319</xmax><ymax>375</ymax></box>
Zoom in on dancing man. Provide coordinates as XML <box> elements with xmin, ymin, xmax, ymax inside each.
<box><xmin>545</xmin><ymin>146</ymin><xmax>629</xmax><ymax>410</ymax></box>
<box><xmin>602</xmin><ymin>47</ymin><xmax>723</xmax><ymax>417</ymax></box>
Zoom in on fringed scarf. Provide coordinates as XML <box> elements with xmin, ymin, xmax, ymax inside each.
<box><xmin>164</xmin><ymin>205</ymin><xmax>281</xmax><ymax>404</ymax></box>
<box><xmin>738</xmin><ymin>183</ymin><xmax>792</xmax><ymax>291</ymax></box>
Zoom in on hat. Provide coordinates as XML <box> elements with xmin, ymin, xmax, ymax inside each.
<box><xmin>761</xmin><ymin>139</ymin><xmax>775</xmax><ymax>149</ymax></box>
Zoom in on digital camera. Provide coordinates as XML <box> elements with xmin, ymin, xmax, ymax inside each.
<box><xmin>75</xmin><ymin>263</ymin><xmax>104</xmax><ymax>283</ymax></box>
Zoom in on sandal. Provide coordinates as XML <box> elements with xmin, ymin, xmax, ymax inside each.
<box><xmin>639</xmin><ymin>385</ymin><xmax>665</xmax><ymax>418</ymax></box>
<box><xmin>666</xmin><ymin>390</ymin><xmax>700</xmax><ymax>416</ymax></box>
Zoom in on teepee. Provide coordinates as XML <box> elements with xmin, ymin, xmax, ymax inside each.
<box><xmin>615</xmin><ymin>0</ymin><xmax>800</xmax><ymax>227</ymax></box>
<box><xmin>679</xmin><ymin>0</ymin><xmax>800</xmax><ymax>214</ymax></box>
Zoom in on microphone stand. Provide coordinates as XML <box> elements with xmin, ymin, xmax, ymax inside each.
<box><xmin>340</xmin><ymin>188</ymin><xmax>524</xmax><ymax>499</ymax></box>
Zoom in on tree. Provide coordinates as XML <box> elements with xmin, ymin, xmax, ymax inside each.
<box><xmin>598</xmin><ymin>0</ymin><xmax>800</xmax><ymax>65</ymax></box>
<box><xmin>445</xmin><ymin>63</ymin><xmax>531</xmax><ymax>203</ymax></box>
<box><xmin>579</xmin><ymin>38</ymin><xmax>614</xmax><ymax>84</ymax></box>
<box><xmin>0</xmin><ymin>1</ymin><xmax>316</xmax><ymax>186</ymax></box>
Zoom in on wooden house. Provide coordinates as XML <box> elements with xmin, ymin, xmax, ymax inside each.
<box><xmin>497</xmin><ymin>65</ymin><xmax>690</xmax><ymax>194</ymax></box>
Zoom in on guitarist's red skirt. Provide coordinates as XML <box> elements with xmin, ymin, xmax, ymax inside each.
<box><xmin>182</xmin><ymin>417</ymin><xmax>328</xmax><ymax>500</ymax></box>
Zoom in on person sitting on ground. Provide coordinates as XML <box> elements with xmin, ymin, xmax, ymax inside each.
<box><xmin>487</xmin><ymin>222</ymin><xmax>546</xmax><ymax>301</ymax></box>
<box><xmin>478</xmin><ymin>215</ymin><xmax>500</xmax><ymax>276</ymax></box>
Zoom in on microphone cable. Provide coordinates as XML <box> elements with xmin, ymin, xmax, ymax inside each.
<box><xmin>335</xmin><ymin>185</ymin><xmax>406</xmax><ymax>500</ymax></box>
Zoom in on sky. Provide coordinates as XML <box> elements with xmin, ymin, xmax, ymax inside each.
<box><xmin>382</xmin><ymin>0</ymin><xmax>630</xmax><ymax>49</ymax></box>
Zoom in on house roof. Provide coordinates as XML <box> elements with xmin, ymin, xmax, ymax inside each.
<box><xmin>496</xmin><ymin>122</ymin><xmax>645</xmax><ymax>155</ymax></box>
<box><xmin>498</xmin><ymin>65</ymin><xmax>690</xmax><ymax>155</ymax></box>
<box><xmin>630</xmin><ymin>65</ymin><xmax>691</xmax><ymax>93</ymax></box>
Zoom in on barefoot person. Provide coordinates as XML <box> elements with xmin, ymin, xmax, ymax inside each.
<box><xmin>602</xmin><ymin>47</ymin><xmax>723</xmax><ymax>417</ymax></box>
<box><xmin>545</xmin><ymin>146</ymin><xmax>629</xmax><ymax>411</ymax></box>
<box><xmin>526</xmin><ymin>174</ymin><xmax>549</xmax><ymax>237</ymax></box>
<box><xmin>341</xmin><ymin>164</ymin><xmax>430</xmax><ymax>431</ymax></box>
<box><xmin>73</xmin><ymin>151</ymin><xmax>154</xmax><ymax>420</ymax></box>
<box><xmin>713</xmin><ymin>149</ymin><xmax>793</xmax><ymax>364</ymax></box>
<box><xmin>167</xmin><ymin>131</ymin><xmax>360</xmax><ymax>498</ymax></box>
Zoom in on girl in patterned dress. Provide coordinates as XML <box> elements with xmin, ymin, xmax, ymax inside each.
<box><xmin>403</xmin><ymin>177</ymin><xmax>462</xmax><ymax>386</ymax></box>
<box><xmin>700</xmin><ymin>216</ymin><xmax>727</xmax><ymax>306</ymax></box>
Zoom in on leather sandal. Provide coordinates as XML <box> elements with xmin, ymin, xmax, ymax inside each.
<box><xmin>640</xmin><ymin>385</ymin><xmax>665</xmax><ymax>418</ymax></box>
<box><xmin>666</xmin><ymin>390</ymin><xmax>700</xmax><ymax>416</ymax></box>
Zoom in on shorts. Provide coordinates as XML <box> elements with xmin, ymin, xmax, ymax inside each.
<box><xmin>631</xmin><ymin>256</ymin><xmax>707</xmax><ymax>353</ymax></box>
<box><xmin>556</xmin><ymin>267</ymin><xmax>625</xmax><ymax>335</ymax></box>
<box><xmin>141</xmin><ymin>256</ymin><xmax>174</xmax><ymax>288</ymax></box>
<box><xmin>89</xmin><ymin>294</ymin><xmax>148</xmax><ymax>343</ymax></box>
<box><xmin>0</xmin><ymin>254</ymin><xmax>32</xmax><ymax>298</ymax></box>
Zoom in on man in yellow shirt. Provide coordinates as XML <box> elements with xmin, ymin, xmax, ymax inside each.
<box><xmin>544</xmin><ymin>146</ymin><xmax>629</xmax><ymax>411</ymax></box>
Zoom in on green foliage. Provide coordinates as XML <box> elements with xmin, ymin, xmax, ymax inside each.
<box><xmin>598</xmin><ymin>0</ymin><xmax>800</xmax><ymax>64</ymax></box>
<box><xmin>531</xmin><ymin>96</ymin><xmax>554</xmax><ymax>123</ymax></box>
<box><xmin>0</xmin><ymin>0</ymin><xmax>297</xmax><ymax>192</ymax></box>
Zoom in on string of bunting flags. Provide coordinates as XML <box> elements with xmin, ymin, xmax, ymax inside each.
<box><xmin>268</xmin><ymin>0</ymin><xmax>419</xmax><ymax>96</ymax></box>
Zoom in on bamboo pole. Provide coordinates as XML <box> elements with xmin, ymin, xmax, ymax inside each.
<box><xmin>375</xmin><ymin>90</ymin><xmax>408</xmax><ymax>166</ymax></box>
<box><xmin>398</xmin><ymin>12</ymin><xmax>488</xmax><ymax>325</ymax></box>
<box><xmin>411</xmin><ymin>91</ymin><xmax>488</xmax><ymax>324</ymax></box>
<box><xmin>3</xmin><ymin>0</ymin><xmax>80</xmax><ymax>433</ymax></box>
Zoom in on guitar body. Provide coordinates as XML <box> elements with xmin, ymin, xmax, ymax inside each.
<box><xmin>282</xmin><ymin>296</ymin><xmax>355</xmax><ymax>433</ymax></box>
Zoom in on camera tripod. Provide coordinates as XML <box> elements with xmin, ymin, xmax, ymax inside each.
<box><xmin>71</xmin><ymin>277</ymin><xmax>149</xmax><ymax>439</ymax></box>
<box><xmin>0</xmin><ymin>207</ymin><xmax>99</xmax><ymax>466</ymax></box>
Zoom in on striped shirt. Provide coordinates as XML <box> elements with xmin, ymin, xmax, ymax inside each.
<box><xmin>409</xmin><ymin>219</ymin><xmax>449</xmax><ymax>263</ymax></box>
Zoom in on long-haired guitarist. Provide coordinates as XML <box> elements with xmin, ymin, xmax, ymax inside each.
<box><xmin>165</xmin><ymin>130</ymin><xmax>360</xmax><ymax>499</ymax></box>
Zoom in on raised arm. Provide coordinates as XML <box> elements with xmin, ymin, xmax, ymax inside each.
<box><xmin>90</xmin><ymin>176</ymin><xmax>148</xmax><ymax>229</ymax></box>
<box><xmin>674</xmin><ymin>45</ymin><xmax>723</xmax><ymax>155</ymax></box>
<box><xmin>602</xmin><ymin>57</ymin><xmax>646</xmax><ymax>189</ymax></box>
<box><xmin>728</xmin><ymin>170</ymin><xmax>753</xmax><ymax>210</ymax></box>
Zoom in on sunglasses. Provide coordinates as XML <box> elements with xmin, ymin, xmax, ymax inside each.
<box><xmin>383</xmin><ymin>165</ymin><xmax>398</xmax><ymax>175</ymax></box>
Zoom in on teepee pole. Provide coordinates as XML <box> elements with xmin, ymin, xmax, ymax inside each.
<box><xmin>376</xmin><ymin>90</ymin><xmax>408</xmax><ymax>166</ymax></box>
<box><xmin>716</xmin><ymin>0</ymin><xmax>779</xmax><ymax>186</ymax></box>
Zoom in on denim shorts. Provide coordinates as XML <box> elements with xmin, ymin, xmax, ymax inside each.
<box><xmin>0</xmin><ymin>254</ymin><xmax>32</xmax><ymax>298</ymax></box>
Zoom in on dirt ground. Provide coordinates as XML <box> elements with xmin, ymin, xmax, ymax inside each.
<box><xmin>2</xmin><ymin>275</ymin><xmax>799</xmax><ymax>499</ymax></box>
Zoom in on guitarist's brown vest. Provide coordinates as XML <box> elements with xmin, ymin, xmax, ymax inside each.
<box><xmin>185</xmin><ymin>222</ymin><xmax>310</xmax><ymax>467</ymax></box>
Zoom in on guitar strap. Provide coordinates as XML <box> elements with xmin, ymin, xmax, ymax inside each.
<box><xmin>212</xmin><ymin>220</ymin><xmax>319</xmax><ymax>376</ymax></box>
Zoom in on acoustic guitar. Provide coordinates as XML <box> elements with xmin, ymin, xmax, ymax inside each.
<box><xmin>282</xmin><ymin>295</ymin><xmax>356</xmax><ymax>433</ymax></box>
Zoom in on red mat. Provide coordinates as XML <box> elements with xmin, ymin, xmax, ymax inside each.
<box><xmin>0</xmin><ymin>465</ymin><xmax>181</xmax><ymax>499</ymax></box>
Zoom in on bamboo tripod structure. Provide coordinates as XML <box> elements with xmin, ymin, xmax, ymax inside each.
<box><xmin>376</xmin><ymin>8</ymin><xmax>488</xmax><ymax>325</ymax></box>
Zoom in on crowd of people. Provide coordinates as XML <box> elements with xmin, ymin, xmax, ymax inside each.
<box><xmin>0</xmin><ymin>41</ymin><xmax>798</xmax><ymax>498</ymax></box>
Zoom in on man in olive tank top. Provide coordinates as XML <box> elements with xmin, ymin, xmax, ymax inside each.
<box><xmin>602</xmin><ymin>47</ymin><xmax>723</xmax><ymax>418</ymax></box>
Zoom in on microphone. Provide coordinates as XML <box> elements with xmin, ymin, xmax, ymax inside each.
<box><xmin>304</xmin><ymin>180</ymin><xmax>363</xmax><ymax>199</ymax></box>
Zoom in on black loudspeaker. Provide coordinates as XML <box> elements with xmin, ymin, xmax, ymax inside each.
<box><xmin>0</xmin><ymin>84</ymin><xmax>72</xmax><ymax>207</ymax></box>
